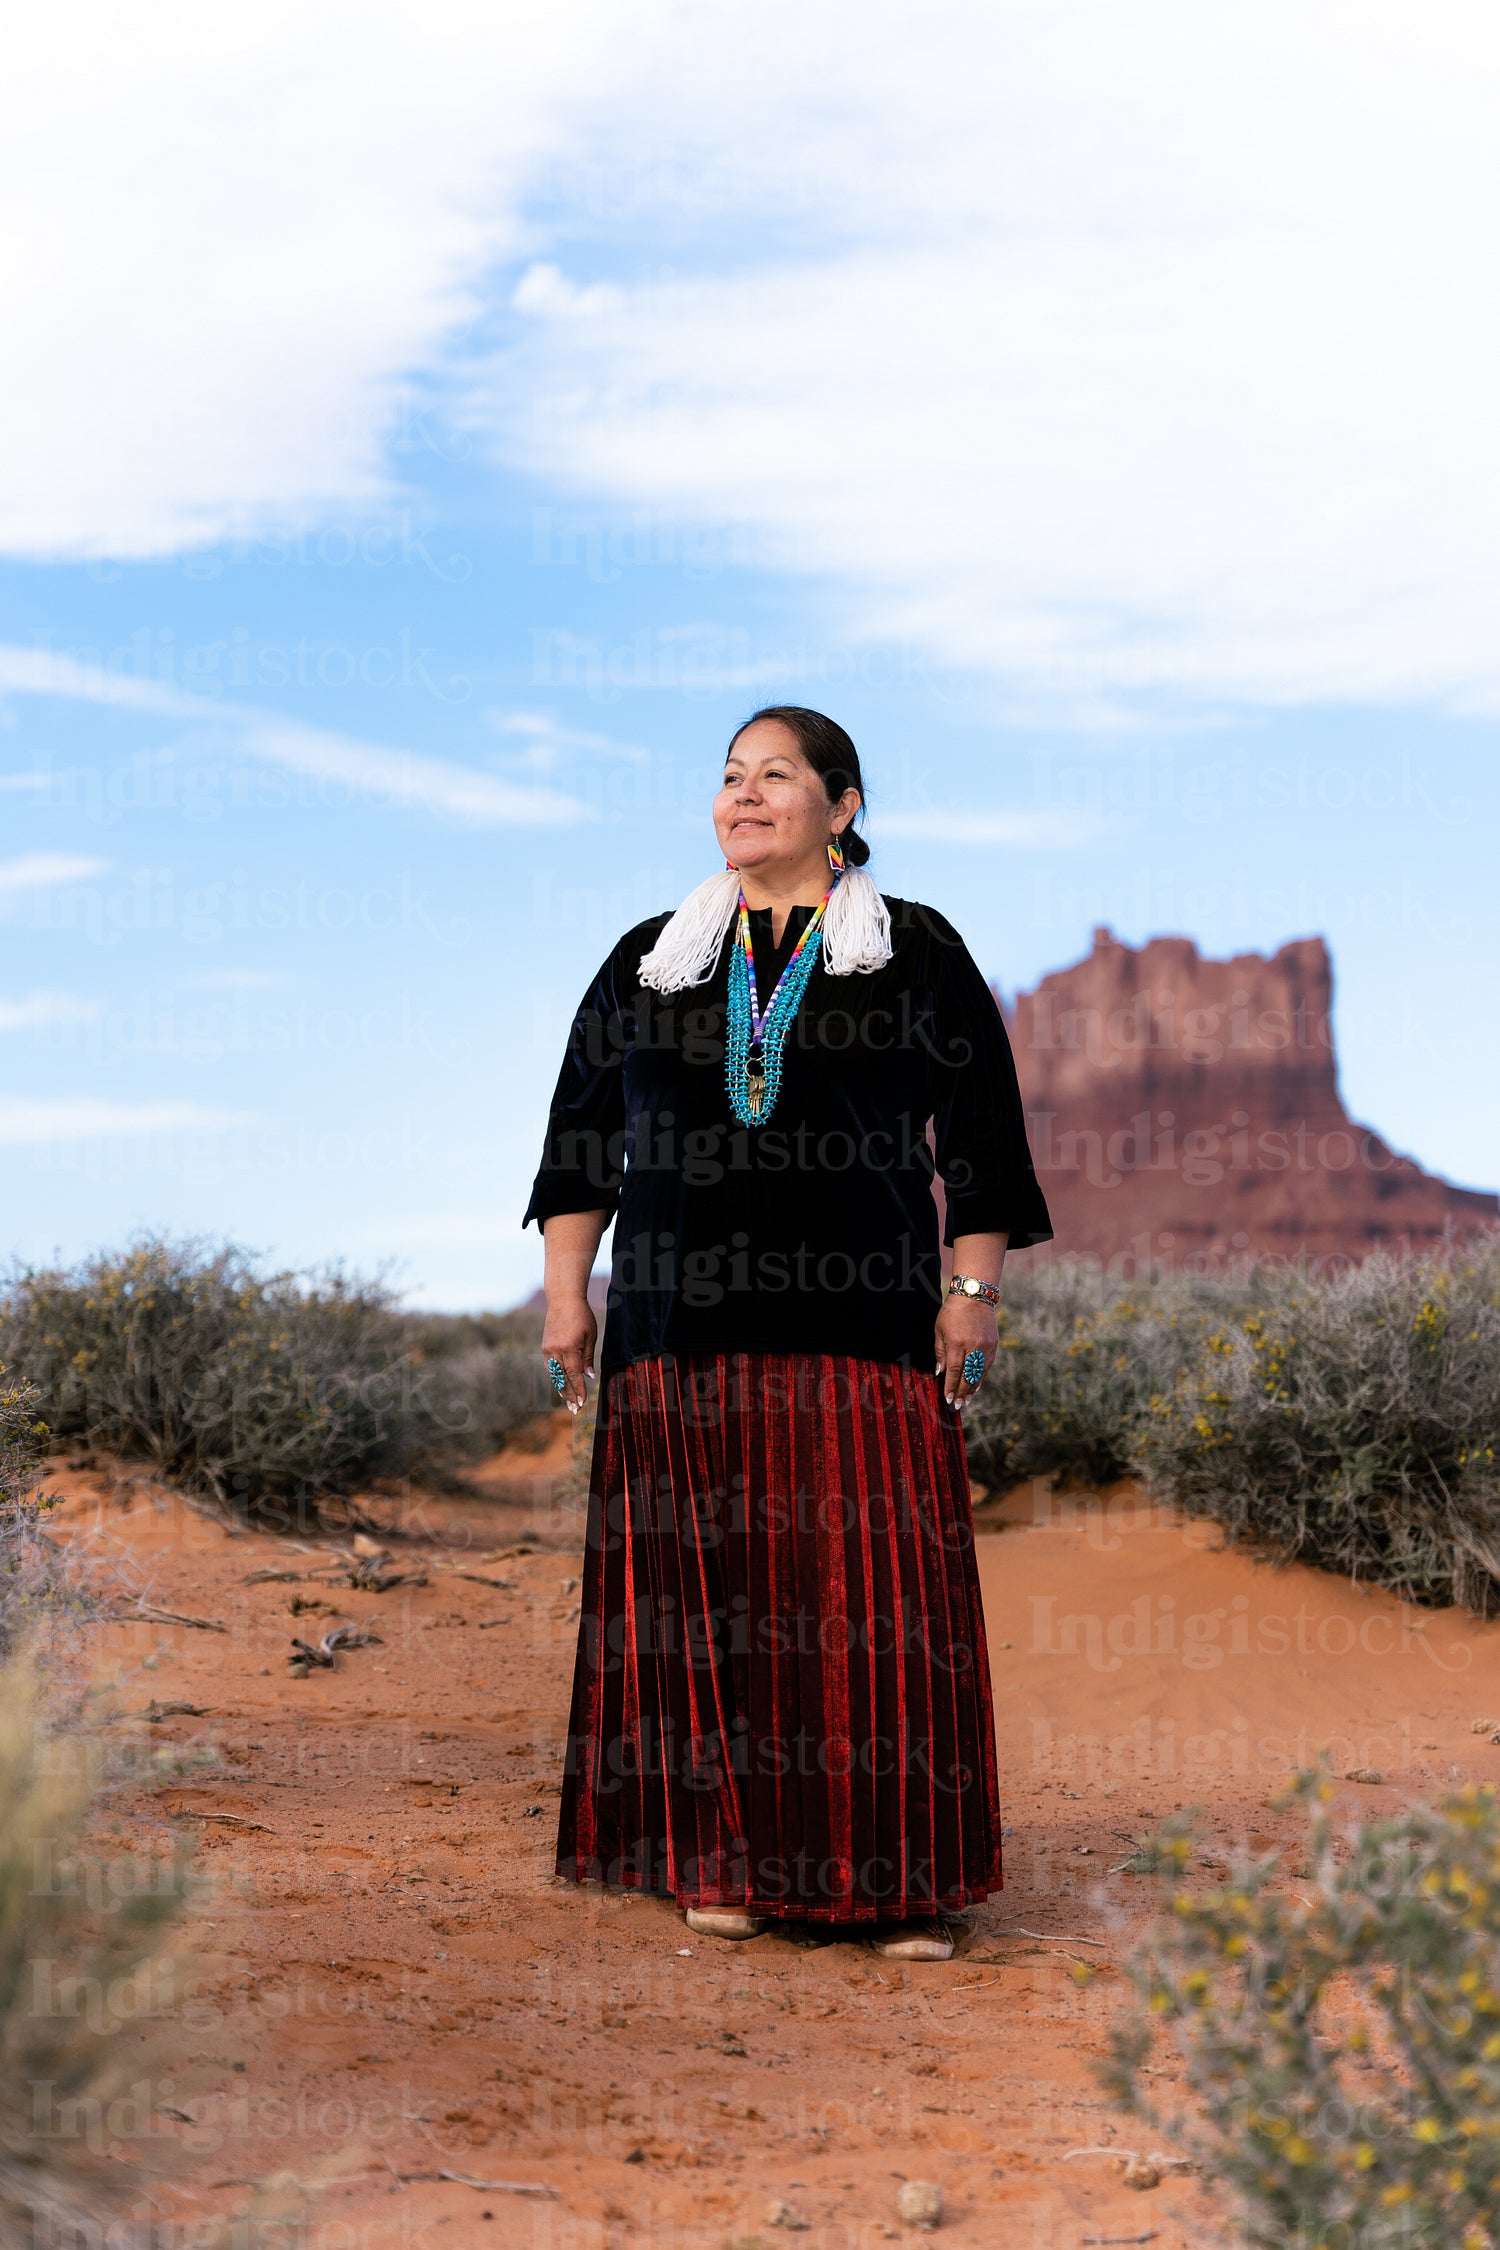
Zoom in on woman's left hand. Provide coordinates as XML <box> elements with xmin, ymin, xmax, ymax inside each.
<box><xmin>934</xmin><ymin>1296</ymin><xmax>997</xmax><ymax>1413</ymax></box>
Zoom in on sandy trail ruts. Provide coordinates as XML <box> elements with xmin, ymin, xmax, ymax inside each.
<box><xmin>46</xmin><ymin>1422</ymin><xmax>1500</xmax><ymax>2249</ymax></box>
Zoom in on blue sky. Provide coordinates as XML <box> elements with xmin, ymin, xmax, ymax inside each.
<box><xmin>3</xmin><ymin>5</ymin><xmax>1498</xmax><ymax>1309</ymax></box>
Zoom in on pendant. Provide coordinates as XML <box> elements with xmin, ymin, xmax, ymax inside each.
<box><xmin>745</xmin><ymin>1047</ymin><xmax>766</xmax><ymax>1119</ymax></box>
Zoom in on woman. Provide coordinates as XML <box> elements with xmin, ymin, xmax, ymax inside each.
<box><xmin>523</xmin><ymin>706</ymin><xmax>1052</xmax><ymax>1959</ymax></box>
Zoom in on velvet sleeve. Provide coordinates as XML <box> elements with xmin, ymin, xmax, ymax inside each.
<box><xmin>924</xmin><ymin>909</ymin><xmax>1054</xmax><ymax>1250</ymax></box>
<box><xmin>521</xmin><ymin>934</ymin><xmax>637</xmax><ymax>1232</ymax></box>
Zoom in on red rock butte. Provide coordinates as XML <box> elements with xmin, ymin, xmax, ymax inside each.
<box><xmin>996</xmin><ymin>926</ymin><xmax>1498</xmax><ymax>1273</ymax></box>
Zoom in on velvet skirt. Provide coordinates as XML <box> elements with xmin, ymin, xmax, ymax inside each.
<box><xmin>554</xmin><ymin>1351</ymin><xmax>1004</xmax><ymax>1919</ymax></box>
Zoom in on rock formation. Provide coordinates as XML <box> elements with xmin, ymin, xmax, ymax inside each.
<box><xmin>999</xmin><ymin>927</ymin><xmax>1497</xmax><ymax>1272</ymax></box>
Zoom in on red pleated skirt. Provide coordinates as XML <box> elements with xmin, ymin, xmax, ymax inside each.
<box><xmin>555</xmin><ymin>1352</ymin><xmax>1004</xmax><ymax>1920</ymax></box>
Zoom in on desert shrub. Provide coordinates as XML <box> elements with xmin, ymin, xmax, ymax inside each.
<box><xmin>0</xmin><ymin>1653</ymin><xmax>197</xmax><ymax>2243</ymax></box>
<box><xmin>0</xmin><ymin>1365</ymin><xmax>90</xmax><ymax>1662</ymax></box>
<box><xmin>962</xmin><ymin>1238</ymin><xmax>1500</xmax><ymax>1611</ymax></box>
<box><xmin>0</xmin><ymin>1370</ymin><xmax>48</xmax><ymax>1512</ymax></box>
<box><xmin>963</xmin><ymin>1264</ymin><xmax>1251</xmax><ymax>1491</ymax></box>
<box><xmin>1100</xmin><ymin>1768</ymin><xmax>1500</xmax><ymax>2250</ymax></box>
<box><xmin>0</xmin><ymin>1234</ymin><xmax>557</xmax><ymax>1529</ymax></box>
<box><xmin>0</xmin><ymin>1235</ymin><xmax>434</xmax><ymax>1525</ymax></box>
<box><xmin>403</xmin><ymin>1301</ymin><xmax>559</xmax><ymax>1459</ymax></box>
<box><xmin>1134</xmin><ymin>1239</ymin><xmax>1500</xmax><ymax>1612</ymax></box>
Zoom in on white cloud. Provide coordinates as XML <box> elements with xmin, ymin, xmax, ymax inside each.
<box><xmin>8</xmin><ymin>4</ymin><xmax>1500</xmax><ymax>713</ymax></box>
<box><xmin>0</xmin><ymin>0</ymin><xmax>642</xmax><ymax>559</ymax></box>
<box><xmin>0</xmin><ymin>645</ymin><xmax>192</xmax><ymax>715</ymax></box>
<box><xmin>509</xmin><ymin>264</ymin><xmax>624</xmax><ymax>321</ymax></box>
<box><xmin>0</xmin><ymin>1098</ymin><xmax>251</xmax><ymax>1145</ymax></box>
<box><xmin>487</xmin><ymin>711</ymin><xmax>651</xmax><ymax>765</ymax></box>
<box><xmin>0</xmin><ymin>992</ymin><xmax>100</xmax><ymax>1031</ymax></box>
<box><xmin>238</xmin><ymin>721</ymin><xmax>592</xmax><ymax>827</ymax></box>
<box><xmin>0</xmin><ymin>852</ymin><xmax>110</xmax><ymax>895</ymax></box>
<box><xmin>468</xmin><ymin>2</ymin><xmax>1500</xmax><ymax>715</ymax></box>
<box><xmin>0</xmin><ymin>646</ymin><xmax>590</xmax><ymax>826</ymax></box>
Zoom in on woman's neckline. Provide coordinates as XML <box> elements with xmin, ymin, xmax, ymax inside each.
<box><xmin>745</xmin><ymin>899</ymin><xmax>817</xmax><ymax>948</ymax></box>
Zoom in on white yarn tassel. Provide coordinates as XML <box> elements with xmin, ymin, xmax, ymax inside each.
<box><xmin>637</xmin><ymin>869</ymin><xmax>741</xmax><ymax>992</ymax></box>
<box><xmin>637</xmin><ymin>861</ymin><xmax>893</xmax><ymax>989</ymax></box>
<box><xmin>820</xmin><ymin>865</ymin><xmax>892</xmax><ymax>975</ymax></box>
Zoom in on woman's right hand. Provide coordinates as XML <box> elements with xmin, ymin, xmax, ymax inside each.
<box><xmin>542</xmin><ymin>1295</ymin><xmax>597</xmax><ymax>1415</ymax></box>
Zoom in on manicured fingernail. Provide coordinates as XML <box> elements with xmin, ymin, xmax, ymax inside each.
<box><xmin>567</xmin><ymin>1402</ymin><xmax>579</xmax><ymax>1417</ymax></box>
<box><xmin>945</xmin><ymin>1394</ymin><xmax>956</xmax><ymax>1408</ymax></box>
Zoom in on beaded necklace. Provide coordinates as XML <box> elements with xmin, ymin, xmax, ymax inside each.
<box><xmin>724</xmin><ymin>879</ymin><xmax>836</xmax><ymax>1126</ymax></box>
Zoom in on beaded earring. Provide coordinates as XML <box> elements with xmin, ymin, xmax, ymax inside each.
<box><xmin>827</xmin><ymin>837</ymin><xmax>845</xmax><ymax>874</ymax></box>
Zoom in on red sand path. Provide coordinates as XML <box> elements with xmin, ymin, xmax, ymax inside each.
<box><xmin>46</xmin><ymin>1421</ymin><xmax>1500</xmax><ymax>2249</ymax></box>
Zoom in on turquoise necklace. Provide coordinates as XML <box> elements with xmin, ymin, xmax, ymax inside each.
<box><xmin>724</xmin><ymin>880</ymin><xmax>835</xmax><ymax>1126</ymax></box>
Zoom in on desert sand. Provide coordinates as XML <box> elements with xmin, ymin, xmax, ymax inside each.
<box><xmin>45</xmin><ymin>1417</ymin><xmax>1500</xmax><ymax>2249</ymax></box>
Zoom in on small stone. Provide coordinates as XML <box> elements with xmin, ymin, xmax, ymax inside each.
<box><xmin>896</xmin><ymin>2179</ymin><xmax>943</xmax><ymax>2230</ymax></box>
<box><xmin>1471</xmin><ymin>1717</ymin><xmax>1499</xmax><ymax>1734</ymax></box>
<box><xmin>1345</xmin><ymin>1767</ymin><xmax>1382</xmax><ymax>1785</ymax></box>
<box><xmin>1121</xmin><ymin>2155</ymin><xmax>1161</xmax><ymax>2189</ymax></box>
<box><xmin>765</xmin><ymin>2204</ymin><xmax>808</xmax><ymax>2232</ymax></box>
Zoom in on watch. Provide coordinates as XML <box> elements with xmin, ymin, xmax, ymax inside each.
<box><xmin>948</xmin><ymin>1273</ymin><xmax>1000</xmax><ymax>1308</ymax></box>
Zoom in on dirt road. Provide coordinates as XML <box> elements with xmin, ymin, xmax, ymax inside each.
<box><xmin>48</xmin><ymin>1420</ymin><xmax>1500</xmax><ymax>2248</ymax></box>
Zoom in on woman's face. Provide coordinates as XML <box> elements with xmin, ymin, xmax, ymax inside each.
<box><xmin>713</xmin><ymin>720</ymin><xmax>859</xmax><ymax>877</ymax></box>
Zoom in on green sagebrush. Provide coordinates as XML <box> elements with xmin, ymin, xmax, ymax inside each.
<box><xmin>1100</xmin><ymin>1770</ymin><xmax>1500</xmax><ymax>2250</ymax></box>
<box><xmin>1135</xmin><ymin>1244</ymin><xmax>1500</xmax><ymax>1615</ymax></box>
<box><xmin>0</xmin><ymin>1233</ymin><xmax>560</xmax><ymax>1529</ymax></box>
<box><xmin>962</xmin><ymin>1264</ymin><xmax>1231</xmax><ymax>1490</ymax></box>
<box><xmin>0</xmin><ymin>1647</ymin><xmax>198</xmax><ymax>2244</ymax></box>
<box><xmin>0</xmin><ymin>1362</ymin><xmax>89</xmax><ymax>1663</ymax></box>
<box><xmin>1</xmin><ymin>1385</ymin><xmax>316</xmax><ymax>2241</ymax></box>
<box><xmin>963</xmin><ymin>1235</ymin><xmax>1500</xmax><ymax>1615</ymax></box>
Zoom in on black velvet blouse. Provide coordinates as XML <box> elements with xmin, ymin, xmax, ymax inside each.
<box><xmin>523</xmin><ymin>893</ymin><xmax>1053</xmax><ymax>1378</ymax></box>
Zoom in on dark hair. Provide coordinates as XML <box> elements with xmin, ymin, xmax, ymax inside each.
<box><xmin>726</xmin><ymin>704</ymin><xmax>871</xmax><ymax>865</ymax></box>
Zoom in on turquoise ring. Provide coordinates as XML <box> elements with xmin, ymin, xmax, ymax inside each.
<box><xmin>546</xmin><ymin>1356</ymin><xmax>567</xmax><ymax>1394</ymax></box>
<box><xmin>962</xmin><ymin>1348</ymin><xmax>987</xmax><ymax>1387</ymax></box>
